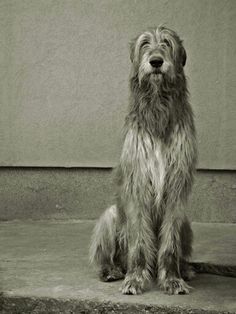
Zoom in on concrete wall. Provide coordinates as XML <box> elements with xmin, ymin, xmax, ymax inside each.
<box><xmin>0</xmin><ymin>0</ymin><xmax>235</xmax><ymax>169</ymax></box>
<box><xmin>0</xmin><ymin>168</ymin><xmax>235</xmax><ymax>223</ymax></box>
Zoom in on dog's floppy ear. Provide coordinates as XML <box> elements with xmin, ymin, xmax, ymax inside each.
<box><xmin>181</xmin><ymin>46</ymin><xmax>187</xmax><ymax>67</ymax></box>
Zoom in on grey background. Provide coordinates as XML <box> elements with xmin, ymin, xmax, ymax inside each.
<box><xmin>0</xmin><ymin>0</ymin><xmax>235</xmax><ymax>169</ymax></box>
<box><xmin>0</xmin><ymin>0</ymin><xmax>235</xmax><ymax>224</ymax></box>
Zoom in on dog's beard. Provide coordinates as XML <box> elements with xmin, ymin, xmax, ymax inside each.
<box><xmin>139</xmin><ymin>71</ymin><xmax>163</xmax><ymax>90</ymax></box>
<box><xmin>150</xmin><ymin>72</ymin><xmax>163</xmax><ymax>82</ymax></box>
<box><xmin>148</xmin><ymin>68</ymin><xmax>176</xmax><ymax>86</ymax></box>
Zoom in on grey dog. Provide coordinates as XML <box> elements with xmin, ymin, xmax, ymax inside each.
<box><xmin>90</xmin><ymin>26</ymin><xmax>197</xmax><ymax>295</ymax></box>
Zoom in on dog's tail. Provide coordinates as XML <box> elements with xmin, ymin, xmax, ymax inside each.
<box><xmin>189</xmin><ymin>262</ymin><xmax>236</xmax><ymax>278</ymax></box>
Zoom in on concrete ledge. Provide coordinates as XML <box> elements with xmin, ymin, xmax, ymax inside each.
<box><xmin>0</xmin><ymin>168</ymin><xmax>235</xmax><ymax>222</ymax></box>
<box><xmin>0</xmin><ymin>221</ymin><xmax>236</xmax><ymax>313</ymax></box>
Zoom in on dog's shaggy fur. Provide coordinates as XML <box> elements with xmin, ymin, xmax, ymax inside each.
<box><xmin>90</xmin><ymin>26</ymin><xmax>197</xmax><ymax>295</ymax></box>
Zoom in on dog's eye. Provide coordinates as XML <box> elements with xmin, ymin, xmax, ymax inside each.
<box><xmin>141</xmin><ymin>40</ymin><xmax>149</xmax><ymax>48</ymax></box>
<box><xmin>163</xmin><ymin>39</ymin><xmax>170</xmax><ymax>47</ymax></box>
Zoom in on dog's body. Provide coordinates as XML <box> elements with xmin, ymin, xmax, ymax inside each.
<box><xmin>90</xmin><ymin>26</ymin><xmax>196</xmax><ymax>295</ymax></box>
<box><xmin>90</xmin><ymin>27</ymin><xmax>236</xmax><ymax>294</ymax></box>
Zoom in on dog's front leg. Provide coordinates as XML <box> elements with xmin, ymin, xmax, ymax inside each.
<box><xmin>121</xmin><ymin>200</ymin><xmax>156</xmax><ymax>295</ymax></box>
<box><xmin>158</xmin><ymin>206</ymin><xmax>190</xmax><ymax>295</ymax></box>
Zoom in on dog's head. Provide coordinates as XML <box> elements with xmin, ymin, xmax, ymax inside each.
<box><xmin>130</xmin><ymin>26</ymin><xmax>187</xmax><ymax>85</ymax></box>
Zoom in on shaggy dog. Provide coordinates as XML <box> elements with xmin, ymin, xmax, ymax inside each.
<box><xmin>89</xmin><ymin>26</ymin><xmax>235</xmax><ymax>295</ymax></box>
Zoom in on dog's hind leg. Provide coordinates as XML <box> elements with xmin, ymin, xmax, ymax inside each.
<box><xmin>89</xmin><ymin>205</ymin><xmax>125</xmax><ymax>282</ymax></box>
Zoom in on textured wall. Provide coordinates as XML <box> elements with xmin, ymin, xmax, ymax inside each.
<box><xmin>0</xmin><ymin>0</ymin><xmax>235</xmax><ymax>168</ymax></box>
<box><xmin>0</xmin><ymin>168</ymin><xmax>235</xmax><ymax>223</ymax></box>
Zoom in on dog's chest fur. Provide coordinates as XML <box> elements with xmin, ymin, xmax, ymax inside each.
<box><xmin>120</xmin><ymin>121</ymin><xmax>166</xmax><ymax>205</ymax></box>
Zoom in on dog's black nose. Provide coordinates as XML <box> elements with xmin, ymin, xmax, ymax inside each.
<box><xmin>149</xmin><ymin>57</ymin><xmax>164</xmax><ymax>68</ymax></box>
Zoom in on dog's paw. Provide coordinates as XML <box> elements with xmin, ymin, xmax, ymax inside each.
<box><xmin>99</xmin><ymin>266</ymin><xmax>124</xmax><ymax>282</ymax></box>
<box><xmin>162</xmin><ymin>278</ymin><xmax>190</xmax><ymax>295</ymax></box>
<box><xmin>121</xmin><ymin>275</ymin><xmax>145</xmax><ymax>295</ymax></box>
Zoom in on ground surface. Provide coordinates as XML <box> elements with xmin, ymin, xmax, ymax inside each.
<box><xmin>0</xmin><ymin>221</ymin><xmax>236</xmax><ymax>313</ymax></box>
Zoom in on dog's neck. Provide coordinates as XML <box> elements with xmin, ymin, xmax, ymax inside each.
<box><xmin>126</xmin><ymin>73</ymin><xmax>188</xmax><ymax>138</ymax></box>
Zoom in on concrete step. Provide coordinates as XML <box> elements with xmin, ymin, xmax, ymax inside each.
<box><xmin>0</xmin><ymin>221</ymin><xmax>235</xmax><ymax>314</ymax></box>
<box><xmin>0</xmin><ymin>168</ymin><xmax>235</xmax><ymax>223</ymax></box>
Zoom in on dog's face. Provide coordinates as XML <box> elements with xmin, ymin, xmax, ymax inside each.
<box><xmin>130</xmin><ymin>26</ymin><xmax>186</xmax><ymax>85</ymax></box>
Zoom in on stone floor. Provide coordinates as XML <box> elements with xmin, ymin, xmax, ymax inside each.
<box><xmin>0</xmin><ymin>220</ymin><xmax>236</xmax><ymax>313</ymax></box>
